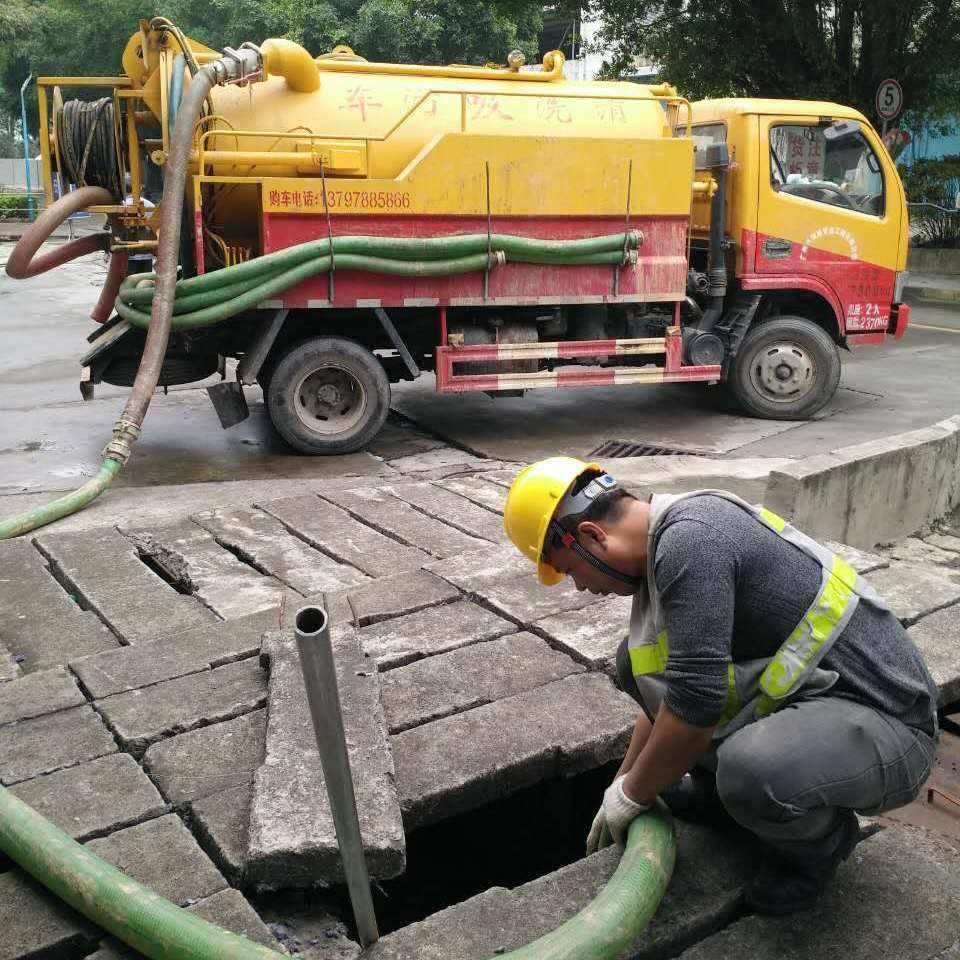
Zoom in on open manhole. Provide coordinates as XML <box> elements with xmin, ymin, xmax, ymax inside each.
<box><xmin>588</xmin><ymin>439</ymin><xmax>707</xmax><ymax>458</ymax></box>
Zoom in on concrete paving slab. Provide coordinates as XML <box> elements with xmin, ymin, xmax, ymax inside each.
<box><xmin>865</xmin><ymin>562</ymin><xmax>960</xmax><ymax>625</ymax></box>
<box><xmin>0</xmin><ymin>537</ymin><xmax>116</xmax><ymax>671</ymax></box>
<box><xmin>0</xmin><ymin>665</ymin><xmax>85</xmax><ymax>725</ymax></box>
<box><xmin>908</xmin><ymin>605</ymin><xmax>960</xmax><ymax>705</ymax></box>
<box><xmin>0</xmin><ymin>641</ymin><xmax>19</xmax><ymax>682</ymax></box>
<box><xmin>435</xmin><ymin>475</ymin><xmax>509</xmax><ymax>514</ymax></box>
<box><xmin>144</xmin><ymin>708</ymin><xmax>266</xmax><ymax>805</ymax></box>
<box><xmin>887</xmin><ymin>536</ymin><xmax>960</xmax><ymax>567</ymax></box>
<box><xmin>34</xmin><ymin>527</ymin><xmax>216</xmax><ymax>644</ymax></box>
<box><xmin>258</xmin><ymin>493</ymin><xmax>430</xmax><ymax>577</ymax></box>
<box><xmin>358</xmin><ymin>599</ymin><xmax>515</xmax><ymax>670</ymax></box>
<box><xmin>8</xmin><ymin>752</ymin><xmax>166</xmax><ymax>842</ymax></box>
<box><xmin>380</xmin><ymin>633</ymin><xmax>584</xmax><ymax>733</ymax></box>
<box><xmin>323</xmin><ymin>570</ymin><xmax>459</xmax><ymax>628</ymax></box>
<box><xmin>189</xmin><ymin>783</ymin><xmax>252</xmax><ymax>885</ymax></box>
<box><xmin>927</xmin><ymin>532</ymin><xmax>960</xmax><ymax>553</ymax></box>
<box><xmin>384</xmin><ymin>482</ymin><xmax>505</xmax><ymax>543</ymax></box>
<box><xmin>393</xmin><ymin>672</ymin><xmax>636</xmax><ymax>829</ymax></box>
<box><xmin>0</xmin><ymin>870</ymin><xmax>99</xmax><ymax>960</ymax></box>
<box><xmin>194</xmin><ymin>505</ymin><xmax>369</xmax><ymax>595</ymax></box>
<box><xmin>385</xmin><ymin>446</ymin><xmax>494</xmax><ymax>476</ymax></box>
<box><xmin>425</xmin><ymin>545</ymin><xmax>602</xmax><ymax>624</ymax></box>
<box><xmin>85</xmin><ymin>813</ymin><xmax>227</xmax><ymax>906</ymax></box>
<box><xmin>534</xmin><ymin>595</ymin><xmax>633</xmax><ymax>668</ymax></box>
<box><xmin>824</xmin><ymin>540</ymin><xmax>889</xmax><ymax>575</ymax></box>
<box><xmin>246</xmin><ymin>631</ymin><xmax>405</xmax><ymax>888</ymax></box>
<box><xmin>122</xmin><ymin>520</ymin><xmax>285</xmax><ymax>619</ymax></box>
<box><xmin>71</xmin><ymin>606</ymin><xmax>280</xmax><ymax>699</ymax></box>
<box><xmin>319</xmin><ymin>486</ymin><xmax>488</xmax><ymax>558</ymax></box>
<box><xmin>96</xmin><ymin>658</ymin><xmax>267</xmax><ymax>756</ymax></box>
<box><xmin>0</xmin><ymin>703</ymin><xmax>116</xmax><ymax>785</ymax></box>
<box><xmin>678</xmin><ymin>825</ymin><xmax>960</xmax><ymax>960</ymax></box>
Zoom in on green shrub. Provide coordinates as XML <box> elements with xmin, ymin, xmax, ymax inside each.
<box><xmin>0</xmin><ymin>192</ymin><xmax>43</xmax><ymax>221</ymax></box>
<box><xmin>899</xmin><ymin>155</ymin><xmax>960</xmax><ymax>248</ymax></box>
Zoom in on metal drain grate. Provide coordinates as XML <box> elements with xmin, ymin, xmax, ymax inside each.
<box><xmin>588</xmin><ymin>440</ymin><xmax>703</xmax><ymax>458</ymax></box>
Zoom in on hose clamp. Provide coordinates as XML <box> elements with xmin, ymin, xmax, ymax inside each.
<box><xmin>102</xmin><ymin>418</ymin><xmax>141</xmax><ymax>464</ymax></box>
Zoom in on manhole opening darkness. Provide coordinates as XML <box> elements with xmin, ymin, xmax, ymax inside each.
<box><xmin>588</xmin><ymin>439</ymin><xmax>706</xmax><ymax>458</ymax></box>
<box><xmin>255</xmin><ymin>760</ymin><xmax>619</xmax><ymax>941</ymax></box>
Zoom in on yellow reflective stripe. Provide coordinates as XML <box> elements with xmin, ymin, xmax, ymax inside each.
<box><xmin>718</xmin><ymin>663</ymin><xmax>741</xmax><ymax>726</ymax></box>
<box><xmin>754</xmin><ymin>693</ymin><xmax>778</xmax><ymax>718</ymax></box>
<box><xmin>760</xmin><ymin>554</ymin><xmax>856</xmax><ymax>700</ymax></box>
<box><xmin>759</xmin><ymin>506</ymin><xmax>787</xmax><ymax>533</ymax></box>
<box><xmin>629</xmin><ymin>630</ymin><xmax>668</xmax><ymax>676</ymax></box>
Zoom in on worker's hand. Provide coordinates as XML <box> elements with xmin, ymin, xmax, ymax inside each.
<box><xmin>595</xmin><ymin>777</ymin><xmax>651</xmax><ymax>849</ymax></box>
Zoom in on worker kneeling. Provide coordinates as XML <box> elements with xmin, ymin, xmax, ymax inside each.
<box><xmin>504</xmin><ymin>457</ymin><xmax>938</xmax><ymax>915</ymax></box>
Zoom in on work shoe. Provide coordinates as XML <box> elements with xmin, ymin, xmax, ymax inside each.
<box><xmin>660</xmin><ymin>769</ymin><xmax>737</xmax><ymax>829</ymax></box>
<box><xmin>746</xmin><ymin>811</ymin><xmax>870</xmax><ymax>916</ymax></box>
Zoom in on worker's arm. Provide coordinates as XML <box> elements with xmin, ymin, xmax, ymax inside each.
<box><xmin>615</xmin><ymin>710</ymin><xmax>653</xmax><ymax>779</ymax></box>
<box><xmin>621</xmin><ymin>701</ymin><xmax>716</xmax><ymax>806</ymax></box>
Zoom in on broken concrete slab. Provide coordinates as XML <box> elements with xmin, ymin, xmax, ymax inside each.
<box><xmin>0</xmin><ymin>703</ymin><xmax>117</xmax><ymax>785</ymax></box>
<box><xmin>318</xmin><ymin>486</ymin><xmax>487</xmax><ymax>558</ymax></box>
<box><xmin>246</xmin><ymin>630</ymin><xmax>405</xmax><ymax>888</ymax></box>
<box><xmin>824</xmin><ymin>540</ymin><xmax>889</xmax><ymax>575</ymax></box>
<box><xmin>144</xmin><ymin>708</ymin><xmax>266</xmax><ymax>805</ymax></box>
<box><xmin>425</xmin><ymin>545</ymin><xmax>602</xmax><ymax>624</ymax></box>
<box><xmin>0</xmin><ymin>537</ymin><xmax>116</xmax><ymax>671</ymax></box>
<box><xmin>886</xmin><ymin>536</ymin><xmax>960</xmax><ymax>567</ymax></box>
<box><xmin>0</xmin><ymin>870</ymin><xmax>98</xmax><ymax>960</ymax></box>
<box><xmin>0</xmin><ymin>641</ymin><xmax>19</xmax><ymax>682</ymax></box>
<box><xmin>71</xmin><ymin>606</ymin><xmax>280</xmax><ymax>699</ymax></box>
<box><xmin>34</xmin><ymin>527</ymin><xmax>216</xmax><ymax>644</ymax></box>
<box><xmin>194</xmin><ymin>505</ymin><xmax>369</xmax><ymax>596</ymax></box>
<box><xmin>385</xmin><ymin>482</ymin><xmax>505</xmax><ymax>543</ymax></box>
<box><xmin>385</xmin><ymin>447</ymin><xmax>493</xmax><ymax>476</ymax></box>
<box><xmin>534</xmin><ymin>595</ymin><xmax>633</xmax><ymax>669</ymax></box>
<box><xmin>189</xmin><ymin>783</ymin><xmax>252</xmax><ymax>885</ymax></box>
<box><xmin>435</xmin><ymin>475</ymin><xmax>508</xmax><ymax>514</ymax></box>
<box><xmin>0</xmin><ymin>666</ymin><xmax>85</xmax><ymax>725</ymax></box>
<box><xmin>908</xmin><ymin>605</ymin><xmax>960</xmax><ymax>705</ymax></box>
<box><xmin>258</xmin><ymin>493</ymin><xmax>430</xmax><ymax>578</ymax></box>
<box><xmin>9</xmin><ymin>753</ymin><xmax>166</xmax><ymax>841</ymax></box>
<box><xmin>380</xmin><ymin>633</ymin><xmax>583</xmax><ymax>733</ymax></box>
<box><xmin>865</xmin><ymin>562</ymin><xmax>960</xmax><ymax>625</ymax></box>
<box><xmin>678</xmin><ymin>825</ymin><xmax>960</xmax><ymax>960</ymax></box>
<box><xmin>393</xmin><ymin>672</ymin><xmax>636</xmax><ymax>830</ymax></box>
<box><xmin>96</xmin><ymin>658</ymin><xmax>267</xmax><ymax>756</ymax></box>
<box><xmin>122</xmin><ymin>520</ymin><xmax>285</xmax><ymax>619</ymax></box>
<box><xmin>358</xmin><ymin>599</ymin><xmax>515</xmax><ymax>670</ymax></box>
<box><xmin>927</xmin><ymin>532</ymin><xmax>960</xmax><ymax>554</ymax></box>
<box><xmin>85</xmin><ymin>813</ymin><xmax>227</xmax><ymax>906</ymax></box>
<box><xmin>322</xmin><ymin>570</ymin><xmax>459</xmax><ymax>629</ymax></box>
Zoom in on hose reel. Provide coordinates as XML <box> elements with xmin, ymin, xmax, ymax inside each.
<box><xmin>53</xmin><ymin>91</ymin><xmax>123</xmax><ymax>198</ymax></box>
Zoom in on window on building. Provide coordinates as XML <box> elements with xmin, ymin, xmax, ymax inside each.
<box><xmin>769</xmin><ymin>122</ymin><xmax>885</xmax><ymax>216</ymax></box>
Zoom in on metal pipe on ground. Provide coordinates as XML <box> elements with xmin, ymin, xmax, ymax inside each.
<box><xmin>295</xmin><ymin>605</ymin><xmax>380</xmax><ymax>947</ymax></box>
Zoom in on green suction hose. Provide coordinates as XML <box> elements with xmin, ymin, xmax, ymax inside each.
<box><xmin>0</xmin><ymin>783</ymin><xmax>674</xmax><ymax>960</ymax></box>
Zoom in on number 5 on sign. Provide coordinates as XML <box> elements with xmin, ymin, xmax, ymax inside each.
<box><xmin>876</xmin><ymin>79</ymin><xmax>903</xmax><ymax>122</ymax></box>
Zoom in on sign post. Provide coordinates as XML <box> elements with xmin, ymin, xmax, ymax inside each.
<box><xmin>876</xmin><ymin>78</ymin><xmax>904</xmax><ymax>138</ymax></box>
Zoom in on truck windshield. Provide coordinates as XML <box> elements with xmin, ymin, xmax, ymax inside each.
<box><xmin>769</xmin><ymin>123</ymin><xmax>885</xmax><ymax>217</ymax></box>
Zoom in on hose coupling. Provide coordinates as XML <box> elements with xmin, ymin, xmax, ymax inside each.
<box><xmin>708</xmin><ymin>267</ymin><xmax>727</xmax><ymax>297</ymax></box>
<box><xmin>102</xmin><ymin>418</ymin><xmax>142</xmax><ymax>464</ymax></box>
<box><xmin>627</xmin><ymin>229</ymin><xmax>645</xmax><ymax>248</ymax></box>
<box><xmin>489</xmin><ymin>250</ymin><xmax>506</xmax><ymax>269</ymax></box>
<box><xmin>214</xmin><ymin>47</ymin><xmax>264</xmax><ymax>85</ymax></box>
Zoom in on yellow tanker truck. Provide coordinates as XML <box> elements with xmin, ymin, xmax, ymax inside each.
<box><xmin>7</xmin><ymin>18</ymin><xmax>909</xmax><ymax>464</ymax></box>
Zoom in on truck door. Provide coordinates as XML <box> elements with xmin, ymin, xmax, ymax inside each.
<box><xmin>755</xmin><ymin>116</ymin><xmax>901</xmax><ymax>335</ymax></box>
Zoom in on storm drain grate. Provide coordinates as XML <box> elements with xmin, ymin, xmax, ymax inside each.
<box><xmin>588</xmin><ymin>440</ymin><xmax>704</xmax><ymax>458</ymax></box>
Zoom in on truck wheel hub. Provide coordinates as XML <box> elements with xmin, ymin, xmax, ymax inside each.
<box><xmin>752</xmin><ymin>343</ymin><xmax>814</xmax><ymax>400</ymax></box>
<box><xmin>295</xmin><ymin>366</ymin><xmax>367</xmax><ymax>435</ymax></box>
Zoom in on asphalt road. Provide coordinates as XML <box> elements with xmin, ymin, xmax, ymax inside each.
<box><xmin>1</xmin><ymin>241</ymin><xmax>958</xmax><ymax>495</ymax></box>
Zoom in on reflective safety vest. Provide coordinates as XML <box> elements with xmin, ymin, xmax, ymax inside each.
<box><xmin>627</xmin><ymin>490</ymin><xmax>889</xmax><ymax>738</ymax></box>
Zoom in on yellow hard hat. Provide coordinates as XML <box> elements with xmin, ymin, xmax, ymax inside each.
<box><xmin>503</xmin><ymin>456</ymin><xmax>599</xmax><ymax>586</ymax></box>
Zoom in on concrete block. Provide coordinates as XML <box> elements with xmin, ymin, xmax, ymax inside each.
<box><xmin>122</xmin><ymin>520</ymin><xmax>286</xmax><ymax>619</ymax></box>
<box><xmin>381</xmin><ymin>633</ymin><xmax>583</xmax><ymax>733</ymax></box>
<box><xmin>534</xmin><ymin>595</ymin><xmax>633</xmax><ymax>668</ymax></box>
<box><xmin>9</xmin><ymin>753</ymin><xmax>166</xmax><ymax>841</ymax></box>
<box><xmin>865</xmin><ymin>562</ymin><xmax>960</xmax><ymax>625</ymax></box>
<box><xmin>908</xmin><ymin>605</ymin><xmax>960</xmax><ymax>705</ymax></box>
<box><xmin>763</xmin><ymin>415</ymin><xmax>960</xmax><ymax>549</ymax></box>
<box><xmin>0</xmin><ymin>666</ymin><xmax>85</xmax><ymax>725</ymax></box>
<box><xmin>322</xmin><ymin>570</ymin><xmax>459</xmax><ymax>629</ymax></box>
<box><xmin>144</xmin><ymin>708</ymin><xmax>265</xmax><ymax>805</ymax></box>
<box><xmin>71</xmin><ymin>606</ymin><xmax>280</xmax><ymax>699</ymax></box>
<box><xmin>258</xmin><ymin>494</ymin><xmax>430</xmax><ymax>578</ymax></box>
<box><xmin>189</xmin><ymin>783</ymin><xmax>252</xmax><ymax>885</ymax></box>
<box><xmin>824</xmin><ymin>540</ymin><xmax>889</xmax><ymax>575</ymax></box>
<box><xmin>385</xmin><ymin>447</ymin><xmax>492</xmax><ymax>476</ymax></box>
<box><xmin>85</xmin><ymin>814</ymin><xmax>226</xmax><ymax>906</ymax></box>
<box><xmin>0</xmin><ymin>641</ymin><xmax>19</xmax><ymax>682</ymax></box>
<box><xmin>678</xmin><ymin>825</ymin><xmax>960</xmax><ymax>960</ymax></box>
<box><xmin>435</xmin><ymin>475</ymin><xmax>508</xmax><ymax>514</ymax></box>
<box><xmin>0</xmin><ymin>870</ymin><xmax>98</xmax><ymax>960</ymax></box>
<box><xmin>0</xmin><ymin>704</ymin><xmax>116</xmax><ymax>785</ymax></box>
<box><xmin>194</xmin><ymin>505</ymin><xmax>368</xmax><ymax>595</ymax></box>
<box><xmin>34</xmin><ymin>526</ymin><xmax>216</xmax><ymax>644</ymax></box>
<box><xmin>358</xmin><ymin>599</ymin><xmax>515</xmax><ymax>670</ymax></box>
<box><xmin>0</xmin><ymin>537</ymin><xmax>116</xmax><ymax>672</ymax></box>
<box><xmin>319</xmin><ymin>486</ymin><xmax>487</xmax><ymax>558</ymax></box>
<box><xmin>425</xmin><ymin>546</ymin><xmax>602</xmax><ymax>624</ymax></box>
<box><xmin>887</xmin><ymin>536</ymin><xmax>960</xmax><ymax>566</ymax></box>
<box><xmin>394</xmin><ymin>673</ymin><xmax>636</xmax><ymax>829</ymax></box>
<box><xmin>927</xmin><ymin>532</ymin><xmax>960</xmax><ymax>553</ymax></box>
<box><xmin>385</xmin><ymin>482</ymin><xmax>505</xmax><ymax>543</ymax></box>
<box><xmin>246</xmin><ymin>631</ymin><xmax>405</xmax><ymax>888</ymax></box>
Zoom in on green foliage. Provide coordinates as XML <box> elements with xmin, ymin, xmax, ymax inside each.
<box><xmin>899</xmin><ymin>155</ymin><xmax>960</xmax><ymax>248</ymax></box>
<box><xmin>0</xmin><ymin>191</ymin><xmax>40</xmax><ymax>220</ymax></box>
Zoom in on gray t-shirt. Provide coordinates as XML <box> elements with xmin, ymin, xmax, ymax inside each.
<box><xmin>652</xmin><ymin>495</ymin><xmax>938</xmax><ymax>733</ymax></box>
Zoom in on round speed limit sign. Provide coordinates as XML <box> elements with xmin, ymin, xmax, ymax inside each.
<box><xmin>876</xmin><ymin>79</ymin><xmax>903</xmax><ymax>121</ymax></box>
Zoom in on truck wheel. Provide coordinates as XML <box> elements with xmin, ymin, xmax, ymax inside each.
<box><xmin>266</xmin><ymin>337</ymin><xmax>390</xmax><ymax>454</ymax></box>
<box><xmin>729</xmin><ymin>316</ymin><xmax>840</xmax><ymax>420</ymax></box>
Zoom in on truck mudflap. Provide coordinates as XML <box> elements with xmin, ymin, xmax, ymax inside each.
<box><xmin>891</xmin><ymin>303</ymin><xmax>910</xmax><ymax>340</ymax></box>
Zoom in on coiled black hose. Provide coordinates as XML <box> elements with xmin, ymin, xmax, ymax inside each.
<box><xmin>57</xmin><ymin>98</ymin><xmax>122</xmax><ymax>197</ymax></box>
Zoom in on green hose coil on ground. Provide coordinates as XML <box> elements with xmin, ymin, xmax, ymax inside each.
<box><xmin>0</xmin><ymin>783</ymin><xmax>675</xmax><ymax>960</ymax></box>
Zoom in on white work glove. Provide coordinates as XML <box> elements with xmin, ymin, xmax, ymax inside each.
<box><xmin>586</xmin><ymin>777</ymin><xmax>650</xmax><ymax>854</ymax></box>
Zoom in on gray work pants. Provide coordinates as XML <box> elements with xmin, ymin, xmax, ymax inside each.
<box><xmin>616</xmin><ymin>643</ymin><xmax>937</xmax><ymax>867</ymax></box>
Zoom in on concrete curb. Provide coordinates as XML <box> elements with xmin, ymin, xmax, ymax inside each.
<box><xmin>904</xmin><ymin>285</ymin><xmax>960</xmax><ymax>304</ymax></box>
<box><xmin>763</xmin><ymin>415</ymin><xmax>960</xmax><ymax>549</ymax></box>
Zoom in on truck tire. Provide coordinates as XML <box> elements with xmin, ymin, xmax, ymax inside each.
<box><xmin>729</xmin><ymin>316</ymin><xmax>840</xmax><ymax>420</ymax></box>
<box><xmin>265</xmin><ymin>337</ymin><xmax>390</xmax><ymax>454</ymax></box>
